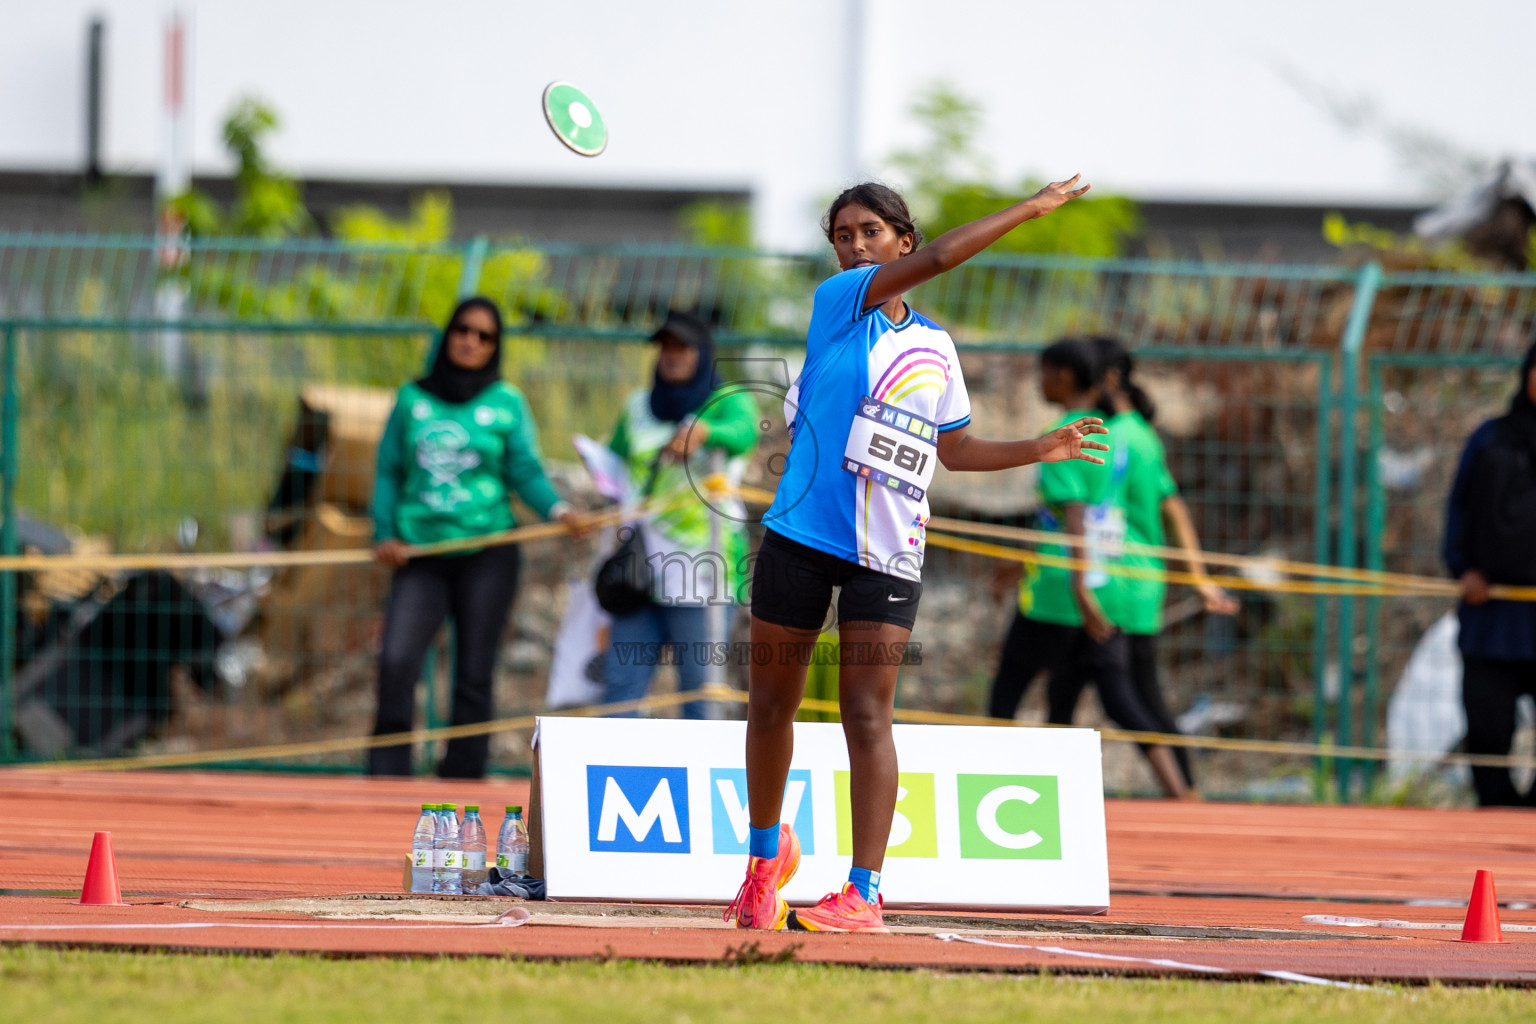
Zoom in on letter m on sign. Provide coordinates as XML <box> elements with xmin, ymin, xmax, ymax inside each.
<box><xmin>585</xmin><ymin>765</ymin><xmax>691</xmax><ymax>853</ymax></box>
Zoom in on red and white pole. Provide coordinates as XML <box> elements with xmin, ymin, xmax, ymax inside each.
<box><xmin>155</xmin><ymin>9</ymin><xmax>191</xmax><ymax>382</ymax></box>
<box><xmin>156</xmin><ymin>10</ymin><xmax>189</xmax><ymax>252</ymax></box>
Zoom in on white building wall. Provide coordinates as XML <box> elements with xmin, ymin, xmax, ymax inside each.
<box><xmin>3</xmin><ymin>0</ymin><xmax>1534</xmax><ymax>248</ymax></box>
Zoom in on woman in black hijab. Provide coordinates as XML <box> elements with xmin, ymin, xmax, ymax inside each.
<box><xmin>369</xmin><ymin>297</ymin><xmax>585</xmax><ymax>778</ymax></box>
<box><xmin>1443</xmin><ymin>338</ymin><xmax>1536</xmax><ymax>805</ymax></box>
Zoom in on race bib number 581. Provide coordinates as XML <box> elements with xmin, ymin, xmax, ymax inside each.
<box><xmin>843</xmin><ymin>396</ymin><xmax>938</xmax><ymax>501</ymax></box>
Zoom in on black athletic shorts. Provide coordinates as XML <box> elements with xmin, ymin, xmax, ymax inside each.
<box><xmin>750</xmin><ymin>528</ymin><xmax>922</xmax><ymax>632</ymax></box>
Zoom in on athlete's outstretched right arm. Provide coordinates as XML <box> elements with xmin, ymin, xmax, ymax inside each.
<box><xmin>863</xmin><ymin>175</ymin><xmax>1091</xmax><ymax>311</ymax></box>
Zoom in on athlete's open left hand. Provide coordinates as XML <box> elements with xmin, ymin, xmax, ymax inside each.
<box><xmin>1034</xmin><ymin>417</ymin><xmax>1109</xmax><ymax>464</ymax></box>
<box><xmin>1027</xmin><ymin>174</ymin><xmax>1092</xmax><ymax>218</ymax></box>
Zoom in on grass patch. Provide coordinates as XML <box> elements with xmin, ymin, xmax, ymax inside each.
<box><xmin>4</xmin><ymin>945</ymin><xmax>1535</xmax><ymax>1024</ymax></box>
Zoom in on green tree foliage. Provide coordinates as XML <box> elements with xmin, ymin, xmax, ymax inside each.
<box><xmin>31</xmin><ymin>100</ymin><xmax>579</xmax><ymax>547</ymax></box>
<box><xmin>673</xmin><ymin>199</ymin><xmax>824</xmax><ymax>344</ymax></box>
<box><xmin>1322</xmin><ymin>211</ymin><xmax>1536</xmax><ymax>272</ymax></box>
<box><xmin>164</xmin><ymin>98</ymin><xmax>312</xmax><ymax>239</ymax></box>
<box><xmin>888</xmin><ymin>82</ymin><xmax>1141</xmax><ymax>258</ymax></box>
<box><xmin>678</xmin><ymin>200</ymin><xmax>754</xmax><ymax>248</ymax></box>
<box><xmin>223</xmin><ymin>99</ymin><xmax>313</xmax><ymax>238</ymax></box>
<box><xmin>887</xmin><ymin>85</ymin><xmax>992</xmax><ymax>217</ymax></box>
<box><xmin>154</xmin><ymin>97</ymin><xmax>561</xmax><ymax>335</ymax></box>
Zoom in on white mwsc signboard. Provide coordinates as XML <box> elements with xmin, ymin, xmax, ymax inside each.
<box><xmin>532</xmin><ymin>718</ymin><xmax>1109</xmax><ymax>912</ymax></box>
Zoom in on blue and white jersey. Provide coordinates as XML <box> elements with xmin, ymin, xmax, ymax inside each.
<box><xmin>765</xmin><ymin>264</ymin><xmax>971</xmax><ymax>580</ymax></box>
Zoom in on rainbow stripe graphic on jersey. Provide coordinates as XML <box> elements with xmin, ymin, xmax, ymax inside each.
<box><xmin>873</xmin><ymin>348</ymin><xmax>951</xmax><ymax>404</ymax></box>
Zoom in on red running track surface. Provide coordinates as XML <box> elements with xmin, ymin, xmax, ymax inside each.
<box><xmin>2</xmin><ymin>770</ymin><xmax>1533</xmax><ymax>984</ymax></box>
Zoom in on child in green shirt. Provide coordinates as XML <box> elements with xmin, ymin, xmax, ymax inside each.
<box><xmin>1044</xmin><ymin>338</ymin><xmax>1237</xmax><ymax>790</ymax></box>
<box><xmin>988</xmin><ymin>338</ymin><xmax>1191</xmax><ymax>799</ymax></box>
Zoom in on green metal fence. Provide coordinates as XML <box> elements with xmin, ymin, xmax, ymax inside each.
<box><xmin>2</xmin><ymin>234</ymin><xmax>1533</xmax><ymax>798</ymax></box>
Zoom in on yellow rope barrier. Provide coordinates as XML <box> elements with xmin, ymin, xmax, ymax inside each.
<box><xmin>2</xmin><ymin>688</ymin><xmax>706</xmax><ymax>773</ymax></box>
<box><xmin>6</xmin><ymin>478</ymin><xmax>1531</xmax><ymax>600</ymax></box>
<box><xmin>0</xmin><ymin>500</ymin><xmax>670</xmax><ymax>572</ymax></box>
<box><xmin>5</xmin><ymin>479</ymin><xmax>1532</xmax><ymax>776</ymax></box>
<box><xmin>923</xmin><ymin>531</ymin><xmax>1455</xmax><ymax>599</ymax></box>
<box><xmin>6</xmin><ymin>684</ymin><xmax>1532</xmax><ymax>774</ymax></box>
<box><xmin>731</xmin><ymin>482</ymin><xmax>1536</xmax><ymax>601</ymax></box>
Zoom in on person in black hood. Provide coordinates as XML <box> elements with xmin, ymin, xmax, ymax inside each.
<box><xmin>599</xmin><ymin>310</ymin><xmax>760</xmax><ymax>719</ymax></box>
<box><xmin>1443</xmin><ymin>337</ymin><xmax>1536</xmax><ymax>806</ymax></box>
<box><xmin>368</xmin><ymin>297</ymin><xmax>587</xmax><ymax>778</ymax></box>
<box><xmin>647</xmin><ymin>309</ymin><xmax>720</xmax><ymax>424</ymax></box>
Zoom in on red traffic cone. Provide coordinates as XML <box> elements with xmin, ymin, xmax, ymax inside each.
<box><xmin>1458</xmin><ymin>869</ymin><xmax>1504</xmax><ymax>943</ymax></box>
<box><xmin>76</xmin><ymin>831</ymin><xmax>128</xmax><ymax>906</ymax></box>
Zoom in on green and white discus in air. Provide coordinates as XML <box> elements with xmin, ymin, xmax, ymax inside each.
<box><xmin>542</xmin><ymin>81</ymin><xmax>607</xmax><ymax>157</ymax></box>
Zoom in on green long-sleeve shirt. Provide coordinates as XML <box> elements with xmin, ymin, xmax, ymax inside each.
<box><xmin>372</xmin><ymin>381</ymin><xmax>563</xmax><ymax>546</ymax></box>
<box><xmin>608</xmin><ymin>386</ymin><xmax>760</xmax><ymax>602</ymax></box>
<box><xmin>607</xmin><ymin>388</ymin><xmax>759</xmax><ymax>465</ymax></box>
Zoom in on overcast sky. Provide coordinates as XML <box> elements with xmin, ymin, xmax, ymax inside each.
<box><xmin>3</xmin><ymin>0</ymin><xmax>1533</xmax><ymax>246</ymax></box>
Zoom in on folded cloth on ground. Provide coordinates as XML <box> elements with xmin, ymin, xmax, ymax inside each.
<box><xmin>476</xmin><ymin>867</ymin><xmax>546</xmax><ymax>899</ymax></box>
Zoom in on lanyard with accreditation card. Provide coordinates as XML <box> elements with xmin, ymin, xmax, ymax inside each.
<box><xmin>842</xmin><ymin>395</ymin><xmax>939</xmax><ymax>501</ymax></box>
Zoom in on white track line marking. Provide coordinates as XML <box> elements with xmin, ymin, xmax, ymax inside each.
<box><xmin>1303</xmin><ymin>914</ymin><xmax>1536</xmax><ymax>933</ymax></box>
<box><xmin>933</xmin><ymin>933</ymin><xmax>1382</xmax><ymax>990</ymax></box>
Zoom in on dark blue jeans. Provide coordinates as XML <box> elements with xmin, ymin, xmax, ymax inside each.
<box><xmin>368</xmin><ymin>544</ymin><xmax>521</xmax><ymax>778</ymax></box>
<box><xmin>602</xmin><ymin>604</ymin><xmax>715</xmax><ymax>720</ymax></box>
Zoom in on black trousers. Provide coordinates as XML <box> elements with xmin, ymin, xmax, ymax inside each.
<box><xmin>1461</xmin><ymin>655</ymin><xmax>1536</xmax><ymax>807</ymax></box>
<box><xmin>1048</xmin><ymin>633</ymin><xmax>1194</xmax><ymax>788</ymax></box>
<box><xmin>987</xmin><ymin>611</ymin><xmax>1168</xmax><ymax>738</ymax></box>
<box><xmin>368</xmin><ymin>544</ymin><xmax>521</xmax><ymax>779</ymax></box>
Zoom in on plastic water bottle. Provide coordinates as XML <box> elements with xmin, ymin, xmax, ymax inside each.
<box><xmin>410</xmin><ymin>804</ymin><xmax>435</xmax><ymax>894</ymax></box>
<box><xmin>497</xmin><ymin>805</ymin><xmax>530</xmax><ymax>876</ymax></box>
<box><xmin>460</xmin><ymin>805</ymin><xmax>488</xmax><ymax>891</ymax></box>
<box><xmin>430</xmin><ymin>804</ymin><xmax>447</xmax><ymax>894</ymax></box>
<box><xmin>434</xmin><ymin>803</ymin><xmax>462</xmax><ymax>895</ymax></box>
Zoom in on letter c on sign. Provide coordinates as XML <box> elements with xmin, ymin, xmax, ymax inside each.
<box><xmin>976</xmin><ymin>785</ymin><xmax>1043</xmax><ymax>850</ymax></box>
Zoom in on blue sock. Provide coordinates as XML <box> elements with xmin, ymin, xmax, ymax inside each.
<box><xmin>748</xmin><ymin>824</ymin><xmax>780</xmax><ymax>860</ymax></box>
<box><xmin>848</xmin><ymin>867</ymin><xmax>880</xmax><ymax>902</ymax></box>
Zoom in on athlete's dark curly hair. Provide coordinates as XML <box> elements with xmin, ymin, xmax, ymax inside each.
<box><xmin>822</xmin><ymin>183</ymin><xmax>924</xmax><ymax>248</ymax></box>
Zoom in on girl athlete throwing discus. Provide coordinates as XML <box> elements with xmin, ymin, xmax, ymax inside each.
<box><xmin>727</xmin><ymin>178</ymin><xmax>1105</xmax><ymax>933</ymax></box>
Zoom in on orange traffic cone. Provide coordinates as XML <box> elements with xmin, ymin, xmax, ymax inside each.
<box><xmin>1458</xmin><ymin>869</ymin><xmax>1504</xmax><ymax>943</ymax></box>
<box><xmin>76</xmin><ymin>831</ymin><xmax>128</xmax><ymax>906</ymax></box>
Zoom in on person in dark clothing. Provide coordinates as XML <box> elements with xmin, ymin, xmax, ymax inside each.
<box><xmin>1443</xmin><ymin>339</ymin><xmax>1536</xmax><ymax>807</ymax></box>
<box><xmin>368</xmin><ymin>297</ymin><xmax>586</xmax><ymax>778</ymax></box>
<box><xmin>600</xmin><ymin>311</ymin><xmax>759</xmax><ymax>720</ymax></box>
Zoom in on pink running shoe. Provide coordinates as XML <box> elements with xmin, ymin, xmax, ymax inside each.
<box><xmin>790</xmin><ymin>883</ymin><xmax>889</xmax><ymax>933</ymax></box>
<box><xmin>723</xmin><ymin>823</ymin><xmax>801</xmax><ymax>930</ymax></box>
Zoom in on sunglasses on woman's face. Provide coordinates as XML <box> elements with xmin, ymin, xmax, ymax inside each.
<box><xmin>449</xmin><ymin>323</ymin><xmax>496</xmax><ymax>344</ymax></box>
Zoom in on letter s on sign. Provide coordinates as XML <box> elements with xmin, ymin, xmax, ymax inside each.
<box><xmin>887</xmin><ymin>785</ymin><xmax>912</xmax><ymax>848</ymax></box>
<box><xmin>975</xmin><ymin>785</ymin><xmax>1043</xmax><ymax>850</ymax></box>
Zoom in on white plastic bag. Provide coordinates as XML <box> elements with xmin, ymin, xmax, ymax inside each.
<box><xmin>545</xmin><ymin>579</ymin><xmax>610</xmax><ymax>709</ymax></box>
<box><xmin>1385</xmin><ymin>613</ymin><xmax>1464</xmax><ymax>784</ymax></box>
